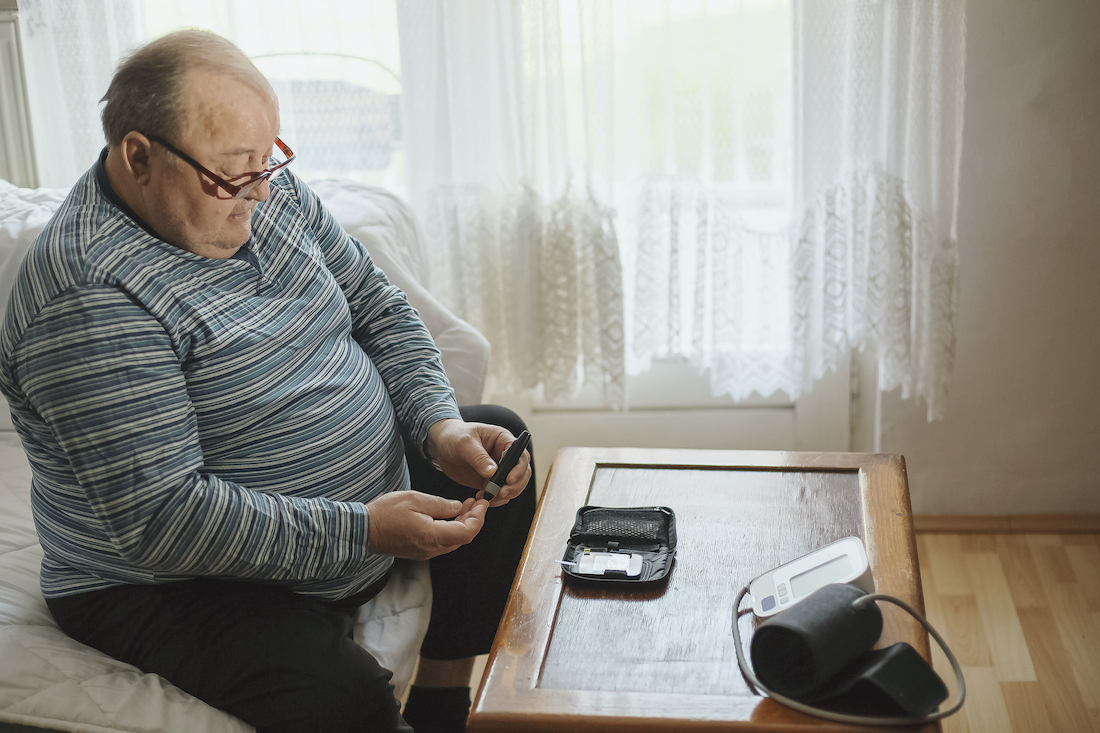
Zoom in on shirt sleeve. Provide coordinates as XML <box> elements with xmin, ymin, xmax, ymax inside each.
<box><xmin>10</xmin><ymin>284</ymin><xmax>374</xmax><ymax>581</ymax></box>
<box><xmin>284</xmin><ymin>175</ymin><xmax>462</xmax><ymax>452</ymax></box>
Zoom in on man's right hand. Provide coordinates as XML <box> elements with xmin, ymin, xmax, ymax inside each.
<box><xmin>365</xmin><ymin>491</ymin><xmax>487</xmax><ymax>561</ymax></box>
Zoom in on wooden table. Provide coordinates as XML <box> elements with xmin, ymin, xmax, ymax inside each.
<box><xmin>468</xmin><ymin>447</ymin><xmax>940</xmax><ymax>733</ymax></box>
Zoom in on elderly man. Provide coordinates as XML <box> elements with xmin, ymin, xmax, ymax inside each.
<box><xmin>0</xmin><ymin>29</ymin><xmax>535</xmax><ymax>733</ymax></box>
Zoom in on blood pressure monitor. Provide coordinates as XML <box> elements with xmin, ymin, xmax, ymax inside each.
<box><xmin>748</xmin><ymin>536</ymin><xmax>874</xmax><ymax>617</ymax></box>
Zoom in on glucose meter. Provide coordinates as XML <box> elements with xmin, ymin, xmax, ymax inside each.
<box><xmin>748</xmin><ymin>536</ymin><xmax>873</xmax><ymax>617</ymax></box>
<box><xmin>564</xmin><ymin>549</ymin><xmax>644</xmax><ymax>578</ymax></box>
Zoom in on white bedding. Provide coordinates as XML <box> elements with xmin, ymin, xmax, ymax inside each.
<box><xmin>0</xmin><ymin>178</ymin><xmax>490</xmax><ymax>732</ymax></box>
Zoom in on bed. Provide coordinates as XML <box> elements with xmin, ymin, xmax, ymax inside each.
<box><xmin>0</xmin><ymin>178</ymin><xmax>491</xmax><ymax>733</ymax></box>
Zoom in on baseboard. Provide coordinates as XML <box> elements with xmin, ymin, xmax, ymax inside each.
<box><xmin>914</xmin><ymin>514</ymin><xmax>1100</xmax><ymax>534</ymax></box>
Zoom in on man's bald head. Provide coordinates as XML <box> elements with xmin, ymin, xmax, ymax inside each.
<box><xmin>101</xmin><ymin>29</ymin><xmax>277</xmax><ymax>147</ymax></box>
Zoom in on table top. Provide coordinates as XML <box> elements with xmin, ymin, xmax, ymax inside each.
<box><xmin>468</xmin><ymin>447</ymin><xmax>940</xmax><ymax>733</ymax></box>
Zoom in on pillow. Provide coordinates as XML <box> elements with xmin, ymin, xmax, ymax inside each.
<box><xmin>0</xmin><ymin>180</ymin><xmax>69</xmax><ymax>327</ymax></box>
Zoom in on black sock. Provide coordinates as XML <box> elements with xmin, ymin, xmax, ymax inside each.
<box><xmin>402</xmin><ymin>685</ymin><xmax>471</xmax><ymax>733</ymax></box>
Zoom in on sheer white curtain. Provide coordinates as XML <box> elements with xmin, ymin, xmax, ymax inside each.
<box><xmin>18</xmin><ymin>0</ymin><xmax>141</xmax><ymax>187</ymax></box>
<box><xmin>617</xmin><ymin>1</ymin><xmax>795</xmax><ymax>403</ymax></box>
<box><xmin>624</xmin><ymin>0</ymin><xmax>965</xmax><ymax>419</ymax></box>
<box><xmin>396</xmin><ymin>0</ymin><xmax>625</xmax><ymax>407</ymax></box>
<box><xmin>792</xmin><ymin>0</ymin><xmax>966</xmax><ymax>420</ymax></box>
<box><xmin>396</xmin><ymin>0</ymin><xmax>966</xmax><ymax>419</ymax></box>
<box><xmin>17</xmin><ymin>0</ymin><xmax>405</xmax><ymax>189</ymax></box>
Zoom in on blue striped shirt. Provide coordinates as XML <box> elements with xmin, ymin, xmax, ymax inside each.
<box><xmin>0</xmin><ymin>158</ymin><xmax>461</xmax><ymax>600</ymax></box>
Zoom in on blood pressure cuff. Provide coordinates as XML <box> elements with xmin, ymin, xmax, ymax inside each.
<box><xmin>751</xmin><ymin>583</ymin><xmax>949</xmax><ymax>717</ymax></box>
<box><xmin>561</xmin><ymin>506</ymin><xmax>676</xmax><ymax>587</ymax></box>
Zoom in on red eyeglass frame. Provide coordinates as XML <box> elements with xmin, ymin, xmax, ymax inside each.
<box><xmin>147</xmin><ymin>134</ymin><xmax>295</xmax><ymax>199</ymax></box>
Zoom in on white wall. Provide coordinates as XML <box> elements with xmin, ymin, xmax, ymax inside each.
<box><xmin>872</xmin><ymin>0</ymin><xmax>1100</xmax><ymax>515</ymax></box>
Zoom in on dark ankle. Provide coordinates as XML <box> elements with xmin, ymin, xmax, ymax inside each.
<box><xmin>402</xmin><ymin>686</ymin><xmax>471</xmax><ymax>733</ymax></box>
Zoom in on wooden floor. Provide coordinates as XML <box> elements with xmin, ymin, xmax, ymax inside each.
<box><xmin>917</xmin><ymin>532</ymin><xmax>1100</xmax><ymax>733</ymax></box>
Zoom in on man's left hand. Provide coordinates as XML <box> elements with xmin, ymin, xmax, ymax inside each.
<box><xmin>426</xmin><ymin>419</ymin><xmax>532</xmax><ymax>507</ymax></box>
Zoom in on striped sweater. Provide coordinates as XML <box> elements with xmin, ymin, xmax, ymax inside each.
<box><xmin>0</xmin><ymin>158</ymin><xmax>461</xmax><ymax>600</ymax></box>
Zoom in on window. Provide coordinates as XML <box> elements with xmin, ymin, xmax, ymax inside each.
<box><xmin>142</xmin><ymin>1</ymin><xmax>405</xmax><ymax>189</ymax></box>
<box><xmin>604</xmin><ymin>0</ymin><xmax>795</xmax><ymax>404</ymax></box>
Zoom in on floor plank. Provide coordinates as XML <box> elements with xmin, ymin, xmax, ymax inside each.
<box><xmin>918</xmin><ymin>532</ymin><xmax>1100</xmax><ymax>733</ymax></box>
<box><xmin>962</xmin><ymin>552</ymin><xmax>1036</xmax><ymax>681</ymax></box>
<box><xmin>1027</xmin><ymin>537</ymin><xmax>1077</xmax><ymax>584</ymax></box>
<box><xmin>995</xmin><ymin>534</ymin><xmax>1046</xmax><ymax>609</ymax></box>
<box><xmin>958</xmin><ymin>666</ymin><xmax>1012</xmax><ymax>732</ymax></box>
<box><xmin>1065</xmin><ymin>540</ymin><xmax>1100</xmax><ymax>612</ymax></box>
<box><xmin>959</xmin><ymin>534</ymin><xmax>998</xmax><ymax>554</ymax></box>
<box><xmin>938</xmin><ymin>594</ymin><xmax>993</xmax><ymax>666</ymax></box>
<box><xmin>1016</xmin><ymin>606</ymin><xmax>1095</xmax><ymax>733</ymax></box>
<box><xmin>923</xmin><ymin>534</ymin><xmax>973</xmax><ymax>595</ymax></box>
<box><xmin>1042</xmin><ymin>582</ymin><xmax>1100</xmax><ymax>732</ymax></box>
<box><xmin>1000</xmin><ymin>681</ymin><xmax>1055</xmax><ymax>733</ymax></box>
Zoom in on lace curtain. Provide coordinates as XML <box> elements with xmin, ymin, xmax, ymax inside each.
<box><xmin>791</xmin><ymin>0</ymin><xmax>966</xmax><ymax>420</ymax></box>
<box><xmin>397</xmin><ymin>0</ymin><xmax>965</xmax><ymax>419</ymax></box>
<box><xmin>396</xmin><ymin>0</ymin><xmax>625</xmax><ymax>407</ymax></box>
<box><xmin>629</xmin><ymin>178</ymin><xmax>795</xmax><ymax>402</ymax></box>
<box><xmin>618</xmin><ymin>0</ymin><xmax>795</xmax><ymax>402</ymax></box>
<box><xmin>626</xmin><ymin>0</ymin><xmax>965</xmax><ymax>419</ymax></box>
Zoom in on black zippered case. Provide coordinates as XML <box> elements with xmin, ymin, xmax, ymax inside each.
<box><xmin>560</xmin><ymin>505</ymin><xmax>677</xmax><ymax>586</ymax></box>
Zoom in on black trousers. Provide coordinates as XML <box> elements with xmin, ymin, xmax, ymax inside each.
<box><xmin>46</xmin><ymin>405</ymin><xmax>537</xmax><ymax>733</ymax></box>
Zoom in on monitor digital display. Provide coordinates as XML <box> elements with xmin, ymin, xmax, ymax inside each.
<box><xmin>790</xmin><ymin>553</ymin><xmax>852</xmax><ymax>597</ymax></box>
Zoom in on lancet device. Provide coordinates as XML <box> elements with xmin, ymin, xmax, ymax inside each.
<box><xmin>483</xmin><ymin>430</ymin><xmax>530</xmax><ymax>500</ymax></box>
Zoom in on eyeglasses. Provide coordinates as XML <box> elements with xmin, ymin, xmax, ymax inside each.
<box><xmin>147</xmin><ymin>135</ymin><xmax>295</xmax><ymax>200</ymax></box>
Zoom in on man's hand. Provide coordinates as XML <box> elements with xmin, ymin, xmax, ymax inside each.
<box><xmin>366</xmin><ymin>491</ymin><xmax>487</xmax><ymax>561</ymax></box>
<box><xmin>425</xmin><ymin>419</ymin><xmax>533</xmax><ymax>507</ymax></box>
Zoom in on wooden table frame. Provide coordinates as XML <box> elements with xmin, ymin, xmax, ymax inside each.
<box><xmin>469</xmin><ymin>448</ymin><xmax>937</xmax><ymax>733</ymax></box>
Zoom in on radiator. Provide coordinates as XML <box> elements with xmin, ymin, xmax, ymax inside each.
<box><xmin>0</xmin><ymin>1</ymin><xmax>38</xmax><ymax>188</ymax></box>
